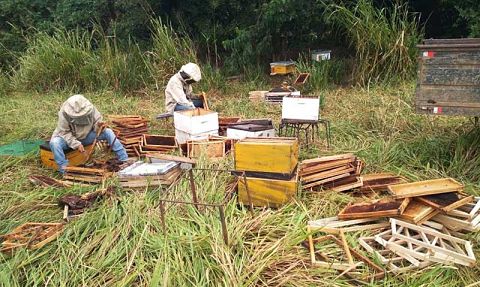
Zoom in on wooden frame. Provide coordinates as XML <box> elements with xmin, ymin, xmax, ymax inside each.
<box><xmin>400</xmin><ymin>200</ymin><xmax>439</xmax><ymax>224</ymax></box>
<box><xmin>330</xmin><ymin>176</ymin><xmax>363</xmax><ymax>192</ymax></box>
<box><xmin>63</xmin><ymin>166</ymin><xmax>111</xmax><ymax>184</ymax></box>
<box><xmin>431</xmin><ymin>213</ymin><xmax>479</xmax><ymax>232</ymax></box>
<box><xmin>1</xmin><ymin>222</ymin><xmax>64</xmax><ymax>253</ymax></box>
<box><xmin>417</xmin><ymin>192</ymin><xmax>474</xmax><ymax>212</ymax></box>
<box><xmin>338</xmin><ymin>198</ymin><xmax>410</xmax><ymax>220</ymax></box>
<box><xmin>141</xmin><ymin>134</ymin><xmax>177</xmax><ymax>151</ymax></box>
<box><xmin>446</xmin><ymin>197</ymin><xmax>480</xmax><ymax>220</ymax></box>
<box><xmin>384</xmin><ymin>219</ymin><xmax>476</xmax><ymax>267</ymax></box>
<box><xmin>293</xmin><ymin>73</ymin><xmax>310</xmax><ymax>85</ymax></box>
<box><xmin>359</xmin><ymin>173</ymin><xmax>407</xmax><ymax>193</ymax></box>
<box><xmin>306</xmin><ymin>231</ymin><xmax>385</xmax><ymax>281</ymax></box>
<box><xmin>359</xmin><ymin>235</ymin><xmax>433</xmax><ymax>274</ymax></box>
<box><xmin>387</xmin><ymin>178</ymin><xmax>463</xmax><ymax>199</ymax></box>
<box><xmin>308</xmin><ymin>216</ymin><xmax>389</xmax><ymax>234</ymax></box>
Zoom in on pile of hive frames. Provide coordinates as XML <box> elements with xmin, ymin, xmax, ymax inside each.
<box><xmin>306</xmin><ymin>178</ymin><xmax>477</xmax><ymax>276</ymax></box>
<box><xmin>1</xmin><ymin>222</ymin><xmax>64</xmax><ymax>253</ymax></box>
<box><xmin>139</xmin><ymin>134</ymin><xmax>177</xmax><ymax>155</ymax></box>
<box><xmin>299</xmin><ymin>153</ymin><xmax>364</xmax><ymax>191</ymax></box>
<box><xmin>63</xmin><ymin>166</ymin><xmax>112</xmax><ymax>184</ymax></box>
<box><xmin>109</xmin><ymin>115</ymin><xmax>149</xmax><ymax>157</ymax></box>
<box><xmin>234</xmin><ymin>137</ymin><xmax>299</xmax><ymax>208</ymax></box>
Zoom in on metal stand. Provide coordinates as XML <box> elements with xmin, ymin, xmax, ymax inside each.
<box><xmin>158</xmin><ymin>168</ymin><xmax>252</xmax><ymax>245</ymax></box>
<box><xmin>279</xmin><ymin>119</ymin><xmax>331</xmax><ymax>147</ymax></box>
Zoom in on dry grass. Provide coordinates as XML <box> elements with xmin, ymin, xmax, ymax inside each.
<box><xmin>1</xmin><ymin>79</ymin><xmax>480</xmax><ymax>286</ymax></box>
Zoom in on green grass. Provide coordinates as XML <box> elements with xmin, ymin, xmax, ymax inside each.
<box><xmin>1</xmin><ymin>79</ymin><xmax>480</xmax><ymax>286</ymax></box>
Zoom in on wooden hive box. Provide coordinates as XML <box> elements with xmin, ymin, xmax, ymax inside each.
<box><xmin>40</xmin><ymin>142</ymin><xmax>94</xmax><ymax>170</ymax></box>
<box><xmin>173</xmin><ymin>108</ymin><xmax>219</xmax><ymax>135</ymax></box>
<box><xmin>187</xmin><ymin>138</ymin><xmax>226</xmax><ymax>158</ymax></box>
<box><xmin>270</xmin><ymin>61</ymin><xmax>295</xmax><ymax>75</ymax></box>
<box><xmin>237</xmin><ymin>173</ymin><xmax>298</xmax><ymax>208</ymax></box>
<box><xmin>234</xmin><ymin>137</ymin><xmax>298</xmax><ymax>177</ymax></box>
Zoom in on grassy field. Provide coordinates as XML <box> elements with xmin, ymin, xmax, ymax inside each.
<box><xmin>1</xmin><ymin>79</ymin><xmax>480</xmax><ymax>286</ymax></box>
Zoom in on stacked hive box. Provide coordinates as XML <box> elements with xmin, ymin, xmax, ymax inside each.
<box><xmin>226</xmin><ymin>119</ymin><xmax>275</xmax><ymax>139</ymax></box>
<box><xmin>174</xmin><ymin>108</ymin><xmax>219</xmax><ymax>145</ymax></box>
<box><xmin>234</xmin><ymin>137</ymin><xmax>299</xmax><ymax>208</ymax></box>
<box><xmin>109</xmin><ymin>115</ymin><xmax>148</xmax><ymax>157</ymax></box>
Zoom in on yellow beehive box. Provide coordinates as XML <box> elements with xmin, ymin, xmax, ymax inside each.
<box><xmin>234</xmin><ymin>137</ymin><xmax>298</xmax><ymax>176</ymax></box>
<box><xmin>40</xmin><ymin>142</ymin><xmax>94</xmax><ymax>170</ymax></box>
<box><xmin>238</xmin><ymin>174</ymin><xmax>298</xmax><ymax>208</ymax></box>
<box><xmin>270</xmin><ymin>61</ymin><xmax>296</xmax><ymax>75</ymax></box>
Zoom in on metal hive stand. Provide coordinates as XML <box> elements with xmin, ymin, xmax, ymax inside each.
<box><xmin>278</xmin><ymin>119</ymin><xmax>331</xmax><ymax>147</ymax></box>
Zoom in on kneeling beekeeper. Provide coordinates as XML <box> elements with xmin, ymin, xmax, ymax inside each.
<box><xmin>164</xmin><ymin>62</ymin><xmax>203</xmax><ymax>114</ymax></box>
<box><xmin>50</xmin><ymin>94</ymin><xmax>128</xmax><ymax>173</ymax></box>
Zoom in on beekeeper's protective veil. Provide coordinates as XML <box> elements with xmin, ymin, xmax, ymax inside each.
<box><xmin>62</xmin><ymin>94</ymin><xmax>94</xmax><ymax>126</ymax></box>
<box><xmin>180</xmin><ymin>63</ymin><xmax>202</xmax><ymax>84</ymax></box>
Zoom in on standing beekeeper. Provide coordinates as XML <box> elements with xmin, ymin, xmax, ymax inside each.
<box><xmin>50</xmin><ymin>94</ymin><xmax>128</xmax><ymax>173</ymax></box>
<box><xmin>164</xmin><ymin>62</ymin><xmax>203</xmax><ymax>114</ymax></box>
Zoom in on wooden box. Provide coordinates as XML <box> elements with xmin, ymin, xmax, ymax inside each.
<box><xmin>187</xmin><ymin>139</ymin><xmax>226</xmax><ymax>158</ymax></box>
<box><xmin>174</xmin><ymin>128</ymin><xmax>218</xmax><ymax>145</ymax></box>
<box><xmin>40</xmin><ymin>142</ymin><xmax>94</xmax><ymax>170</ymax></box>
<box><xmin>238</xmin><ymin>174</ymin><xmax>298</xmax><ymax>208</ymax></box>
<box><xmin>227</xmin><ymin>127</ymin><xmax>275</xmax><ymax>139</ymax></box>
<box><xmin>173</xmin><ymin>108</ymin><xmax>218</xmax><ymax>135</ymax></box>
<box><xmin>234</xmin><ymin>137</ymin><xmax>298</xmax><ymax>176</ymax></box>
<box><xmin>141</xmin><ymin>134</ymin><xmax>177</xmax><ymax>151</ymax></box>
<box><xmin>270</xmin><ymin>61</ymin><xmax>296</xmax><ymax>75</ymax></box>
<box><xmin>281</xmin><ymin>96</ymin><xmax>320</xmax><ymax>121</ymax></box>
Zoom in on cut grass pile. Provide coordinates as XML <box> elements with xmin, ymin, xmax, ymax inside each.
<box><xmin>1</xmin><ymin>80</ymin><xmax>480</xmax><ymax>286</ymax></box>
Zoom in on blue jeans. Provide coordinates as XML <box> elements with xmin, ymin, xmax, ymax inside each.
<box><xmin>50</xmin><ymin>128</ymin><xmax>128</xmax><ymax>172</ymax></box>
<box><xmin>174</xmin><ymin>99</ymin><xmax>204</xmax><ymax>111</ymax></box>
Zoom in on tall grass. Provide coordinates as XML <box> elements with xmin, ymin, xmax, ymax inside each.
<box><xmin>296</xmin><ymin>56</ymin><xmax>349</xmax><ymax>92</ymax></box>
<box><xmin>12</xmin><ymin>29</ymin><xmax>100</xmax><ymax>92</ymax></box>
<box><xmin>10</xmin><ymin>19</ymin><xmax>201</xmax><ymax>94</ymax></box>
<box><xmin>325</xmin><ymin>0</ymin><xmax>422</xmax><ymax>85</ymax></box>
<box><xmin>0</xmin><ymin>71</ymin><xmax>9</xmax><ymax>96</ymax></box>
<box><xmin>148</xmin><ymin>19</ymin><xmax>198</xmax><ymax>88</ymax></box>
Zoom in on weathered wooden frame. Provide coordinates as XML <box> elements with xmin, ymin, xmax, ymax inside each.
<box><xmin>383</xmin><ymin>219</ymin><xmax>476</xmax><ymax>267</ymax></box>
<box><xmin>338</xmin><ymin>198</ymin><xmax>410</xmax><ymax>220</ymax></box>
<box><xmin>400</xmin><ymin>200</ymin><xmax>439</xmax><ymax>224</ymax></box>
<box><xmin>308</xmin><ymin>216</ymin><xmax>389</xmax><ymax>234</ymax></box>
<box><xmin>387</xmin><ymin>178</ymin><xmax>463</xmax><ymax>199</ymax></box>
<box><xmin>359</xmin><ymin>235</ymin><xmax>433</xmax><ymax>274</ymax></box>
<box><xmin>306</xmin><ymin>231</ymin><xmax>385</xmax><ymax>281</ymax></box>
<box><xmin>417</xmin><ymin>192</ymin><xmax>474</xmax><ymax>212</ymax></box>
<box><xmin>0</xmin><ymin>222</ymin><xmax>64</xmax><ymax>253</ymax></box>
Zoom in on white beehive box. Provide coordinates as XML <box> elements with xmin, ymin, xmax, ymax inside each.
<box><xmin>226</xmin><ymin>128</ymin><xmax>276</xmax><ymax>140</ymax></box>
<box><xmin>173</xmin><ymin>108</ymin><xmax>219</xmax><ymax>134</ymax></box>
<box><xmin>282</xmin><ymin>97</ymin><xmax>320</xmax><ymax>121</ymax></box>
<box><xmin>175</xmin><ymin>129</ymin><xmax>218</xmax><ymax>144</ymax></box>
<box><xmin>312</xmin><ymin>50</ymin><xmax>331</xmax><ymax>61</ymax></box>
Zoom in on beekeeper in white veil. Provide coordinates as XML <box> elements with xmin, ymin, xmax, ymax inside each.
<box><xmin>164</xmin><ymin>62</ymin><xmax>203</xmax><ymax>114</ymax></box>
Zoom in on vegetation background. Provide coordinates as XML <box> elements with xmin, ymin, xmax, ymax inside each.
<box><xmin>1</xmin><ymin>0</ymin><xmax>480</xmax><ymax>286</ymax></box>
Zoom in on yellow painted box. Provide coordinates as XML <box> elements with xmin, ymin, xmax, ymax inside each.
<box><xmin>234</xmin><ymin>137</ymin><xmax>299</xmax><ymax>176</ymax></box>
<box><xmin>238</xmin><ymin>174</ymin><xmax>298</xmax><ymax>208</ymax></box>
<box><xmin>40</xmin><ymin>141</ymin><xmax>94</xmax><ymax>170</ymax></box>
<box><xmin>270</xmin><ymin>61</ymin><xmax>296</xmax><ymax>75</ymax></box>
